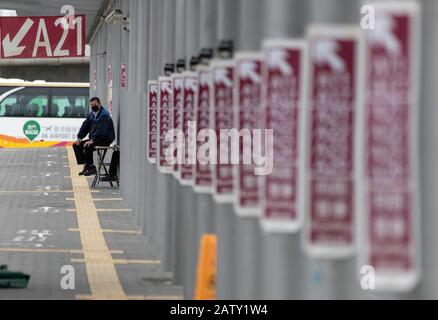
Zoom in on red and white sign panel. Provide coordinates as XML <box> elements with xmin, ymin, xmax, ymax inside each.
<box><xmin>179</xmin><ymin>72</ymin><xmax>197</xmax><ymax>185</ymax></box>
<box><xmin>157</xmin><ymin>77</ymin><xmax>173</xmax><ymax>173</ymax></box>
<box><xmin>233</xmin><ymin>52</ymin><xmax>263</xmax><ymax>217</ymax></box>
<box><xmin>358</xmin><ymin>1</ymin><xmax>421</xmax><ymax>291</ymax></box>
<box><xmin>0</xmin><ymin>15</ymin><xmax>85</xmax><ymax>59</ymax></box>
<box><xmin>194</xmin><ymin>67</ymin><xmax>213</xmax><ymax>193</ymax></box>
<box><xmin>260</xmin><ymin>39</ymin><xmax>306</xmax><ymax>233</ymax></box>
<box><xmin>107</xmin><ymin>65</ymin><xmax>113</xmax><ymax>115</ymax></box>
<box><xmin>93</xmin><ymin>70</ymin><xmax>97</xmax><ymax>90</ymax></box>
<box><xmin>121</xmin><ymin>63</ymin><xmax>127</xmax><ymax>89</ymax></box>
<box><xmin>303</xmin><ymin>26</ymin><xmax>359</xmax><ymax>257</ymax></box>
<box><xmin>172</xmin><ymin>73</ymin><xmax>184</xmax><ymax>177</ymax></box>
<box><xmin>211</xmin><ymin>60</ymin><xmax>235</xmax><ymax>203</ymax></box>
<box><xmin>147</xmin><ymin>81</ymin><xmax>158</xmax><ymax>164</ymax></box>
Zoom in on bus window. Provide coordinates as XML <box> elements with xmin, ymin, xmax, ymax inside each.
<box><xmin>19</xmin><ymin>95</ymin><xmax>49</xmax><ymax>117</ymax></box>
<box><xmin>50</xmin><ymin>87</ymin><xmax>88</xmax><ymax>118</ymax></box>
<box><xmin>17</xmin><ymin>87</ymin><xmax>50</xmax><ymax>117</ymax></box>
<box><xmin>0</xmin><ymin>96</ymin><xmax>18</xmax><ymax>117</ymax></box>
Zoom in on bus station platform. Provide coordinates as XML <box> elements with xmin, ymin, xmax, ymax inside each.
<box><xmin>0</xmin><ymin>147</ymin><xmax>182</xmax><ymax>300</ymax></box>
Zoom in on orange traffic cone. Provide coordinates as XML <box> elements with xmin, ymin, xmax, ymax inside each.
<box><xmin>194</xmin><ymin>234</ymin><xmax>217</xmax><ymax>300</ymax></box>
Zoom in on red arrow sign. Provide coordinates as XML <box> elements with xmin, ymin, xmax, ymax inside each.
<box><xmin>0</xmin><ymin>15</ymin><xmax>85</xmax><ymax>59</ymax></box>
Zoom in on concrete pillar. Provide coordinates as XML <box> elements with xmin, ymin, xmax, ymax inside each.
<box><xmin>404</xmin><ymin>0</ymin><xmax>437</xmax><ymax>300</ymax></box>
<box><xmin>214</xmin><ymin>0</ymin><xmax>240</xmax><ymax>300</ymax></box>
<box><xmin>172</xmin><ymin>0</ymin><xmax>187</xmax><ymax>287</ymax></box>
<box><xmin>194</xmin><ymin>0</ymin><xmax>218</xmax><ymax>283</ymax></box>
<box><xmin>146</xmin><ymin>0</ymin><xmax>160</xmax><ymax>249</ymax></box>
<box><xmin>260</xmin><ymin>0</ymin><xmax>308</xmax><ymax>300</ymax></box>
<box><xmin>155</xmin><ymin>0</ymin><xmax>176</xmax><ymax>274</ymax></box>
<box><xmin>300</xmin><ymin>0</ymin><xmax>363</xmax><ymax>300</ymax></box>
<box><xmin>234</xmin><ymin>0</ymin><xmax>265</xmax><ymax>300</ymax></box>
<box><xmin>181</xmin><ymin>0</ymin><xmax>201</xmax><ymax>299</ymax></box>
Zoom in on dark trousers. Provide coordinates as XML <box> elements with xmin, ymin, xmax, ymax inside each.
<box><xmin>72</xmin><ymin>139</ymin><xmax>111</xmax><ymax>167</ymax></box>
<box><xmin>109</xmin><ymin>150</ymin><xmax>120</xmax><ymax>177</ymax></box>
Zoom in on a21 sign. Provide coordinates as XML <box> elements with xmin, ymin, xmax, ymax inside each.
<box><xmin>0</xmin><ymin>15</ymin><xmax>85</xmax><ymax>59</ymax></box>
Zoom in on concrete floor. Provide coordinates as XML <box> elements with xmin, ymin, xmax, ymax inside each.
<box><xmin>0</xmin><ymin>147</ymin><xmax>182</xmax><ymax>300</ymax></box>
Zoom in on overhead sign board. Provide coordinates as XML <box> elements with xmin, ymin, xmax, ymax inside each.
<box><xmin>0</xmin><ymin>15</ymin><xmax>85</xmax><ymax>59</ymax></box>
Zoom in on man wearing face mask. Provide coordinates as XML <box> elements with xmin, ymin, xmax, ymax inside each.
<box><xmin>72</xmin><ymin>97</ymin><xmax>115</xmax><ymax>176</ymax></box>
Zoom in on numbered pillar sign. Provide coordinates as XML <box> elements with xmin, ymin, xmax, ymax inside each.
<box><xmin>179</xmin><ymin>71</ymin><xmax>198</xmax><ymax>185</ymax></box>
<box><xmin>107</xmin><ymin>65</ymin><xmax>113</xmax><ymax>115</ymax></box>
<box><xmin>302</xmin><ymin>26</ymin><xmax>359</xmax><ymax>258</ymax></box>
<box><xmin>93</xmin><ymin>70</ymin><xmax>97</xmax><ymax>90</ymax></box>
<box><xmin>233</xmin><ymin>52</ymin><xmax>264</xmax><ymax>217</ymax></box>
<box><xmin>260</xmin><ymin>39</ymin><xmax>306</xmax><ymax>233</ymax></box>
<box><xmin>172</xmin><ymin>73</ymin><xmax>184</xmax><ymax>177</ymax></box>
<box><xmin>121</xmin><ymin>63</ymin><xmax>127</xmax><ymax>89</ymax></box>
<box><xmin>157</xmin><ymin>76</ymin><xmax>173</xmax><ymax>174</ymax></box>
<box><xmin>147</xmin><ymin>81</ymin><xmax>158</xmax><ymax>164</ymax></box>
<box><xmin>357</xmin><ymin>1</ymin><xmax>421</xmax><ymax>292</ymax></box>
<box><xmin>194</xmin><ymin>66</ymin><xmax>214</xmax><ymax>193</ymax></box>
<box><xmin>210</xmin><ymin>60</ymin><xmax>235</xmax><ymax>203</ymax></box>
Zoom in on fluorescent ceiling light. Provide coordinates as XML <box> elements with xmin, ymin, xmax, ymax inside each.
<box><xmin>0</xmin><ymin>9</ymin><xmax>17</xmax><ymax>16</ymax></box>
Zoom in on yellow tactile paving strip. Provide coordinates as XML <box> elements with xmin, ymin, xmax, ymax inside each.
<box><xmin>0</xmin><ymin>248</ymin><xmax>123</xmax><ymax>254</ymax></box>
<box><xmin>66</xmin><ymin>208</ymin><xmax>132</xmax><ymax>213</ymax></box>
<box><xmin>66</xmin><ymin>147</ymin><xmax>128</xmax><ymax>300</ymax></box>
<box><xmin>71</xmin><ymin>258</ymin><xmax>160</xmax><ymax>264</ymax></box>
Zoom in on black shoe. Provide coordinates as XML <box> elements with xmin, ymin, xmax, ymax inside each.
<box><xmin>83</xmin><ymin>166</ymin><xmax>97</xmax><ymax>176</ymax></box>
<box><xmin>78</xmin><ymin>167</ymin><xmax>87</xmax><ymax>176</ymax></box>
<box><xmin>101</xmin><ymin>175</ymin><xmax>118</xmax><ymax>182</ymax></box>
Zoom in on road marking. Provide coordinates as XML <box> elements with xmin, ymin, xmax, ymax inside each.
<box><xmin>67</xmin><ymin>147</ymin><xmax>128</xmax><ymax>300</ymax></box>
<box><xmin>0</xmin><ymin>248</ymin><xmax>123</xmax><ymax>254</ymax></box>
<box><xmin>71</xmin><ymin>258</ymin><xmax>160</xmax><ymax>265</ymax></box>
<box><xmin>0</xmin><ymin>190</ymin><xmax>100</xmax><ymax>194</ymax></box>
<box><xmin>75</xmin><ymin>294</ymin><xmax>182</xmax><ymax>300</ymax></box>
<box><xmin>0</xmin><ymin>163</ymin><xmax>68</xmax><ymax>166</ymax></box>
<box><xmin>68</xmin><ymin>228</ymin><xmax>140</xmax><ymax>235</ymax></box>
<box><xmin>65</xmin><ymin>197</ymin><xmax>124</xmax><ymax>202</ymax></box>
<box><xmin>66</xmin><ymin>208</ymin><xmax>132</xmax><ymax>213</ymax></box>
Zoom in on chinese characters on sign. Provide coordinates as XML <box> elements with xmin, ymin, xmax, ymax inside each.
<box><xmin>179</xmin><ymin>72</ymin><xmax>198</xmax><ymax>185</ymax></box>
<box><xmin>147</xmin><ymin>81</ymin><xmax>158</xmax><ymax>164</ymax></box>
<box><xmin>195</xmin><ymin>67</ymin><xmax>214</xmax><ymax>193</ymax></box>
<box><xmin>157</xmin><ymin>77</ymin><xmax>173</xmax><ymax>173</ymax></box>
<box><xmin>211</xmin><ymin>61</ymin><xmax>235</xmax><ymax>203</ymax></box>
<box><xmin>358</xmin><ymin>2</ymin><xmax>420</xmax><ymax>291</ymax></box>
<box><xmin>303</xmin><ymin>26</ymin><xmax>359</xmax><ymax>257</ymax></box>
<box><xmin>261</xmin><ymin>40</ymin><xmax>305</xmax><ymax>233</ymax></box>
<box><xmin>234</xmin><ymin>53</ymin><xmax>264</xmax><ymax>217</ymax></box>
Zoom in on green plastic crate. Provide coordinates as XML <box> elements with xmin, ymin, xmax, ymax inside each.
<box><xmin>0</xmin><ymin>265</ymin><xmax>31</xmax><ymax>289</ymax></box>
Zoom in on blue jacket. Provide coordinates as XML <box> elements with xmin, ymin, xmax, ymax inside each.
<box><xmin>77</xmin><ymin>107</ymin><xmax>115</xmax><ymax>143</ymax></box>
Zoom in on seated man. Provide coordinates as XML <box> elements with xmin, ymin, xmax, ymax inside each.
<box><xmin>72</xmin><ymin>97</ymin><xmax>115</xmax><ymax>176</ymax></box>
